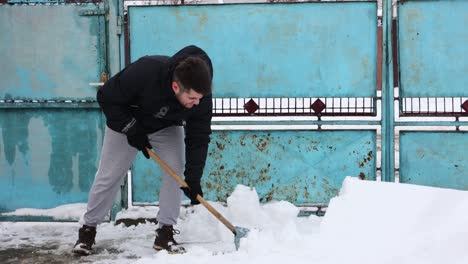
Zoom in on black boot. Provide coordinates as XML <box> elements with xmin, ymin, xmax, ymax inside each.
<box><xmin>153</xmin><ymin>225</ymin><xmax>186</xmax><ymax>254</ymax></box>
<box><xmin>72</xmin><ymin>225</ymin><xmax>96</xmax><ymax>255</ymax></box>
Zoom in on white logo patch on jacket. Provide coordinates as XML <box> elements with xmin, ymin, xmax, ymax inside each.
<box><xmin>154</xmin><ymin>106</ymin><xmax>169</xmax><ymax>118</ymax></box>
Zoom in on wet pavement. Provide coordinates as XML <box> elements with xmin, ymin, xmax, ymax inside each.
<box><xmin>0</xmin><ymin>244</ymin><xmax>132</xmax><ymax>264</ymax></box>
<box><xmin>0</xmin><ymin>245</ymin><xmax>80</xmax><ymax>264</ymax></box>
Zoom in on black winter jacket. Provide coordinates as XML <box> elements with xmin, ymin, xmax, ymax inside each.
<box><xmin>97</xmin><ymin>45</ymin><xmax>213</xmax><ymax>183</ymax></box>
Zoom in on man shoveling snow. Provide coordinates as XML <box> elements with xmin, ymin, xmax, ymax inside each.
<box><xmin>73</xmin><ymin>45</ymin><xmax>213</xmax><ymax>255</ymax></box>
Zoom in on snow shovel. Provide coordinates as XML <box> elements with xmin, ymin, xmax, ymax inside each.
<box><xmin>146</xmin><ymin>148</ymin><xmax>249</xmax><ymax>250</ymax></box>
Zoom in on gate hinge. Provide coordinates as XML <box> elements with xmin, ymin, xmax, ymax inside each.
<box><xmin>79</xmin><ymin>9</ymin><xmax>106</xmax><ymax>17</ymax></box>
<box><xmin>116</xmin><ymin>15</ymin><xmax>123</xmax><ymax>35</ymax></box>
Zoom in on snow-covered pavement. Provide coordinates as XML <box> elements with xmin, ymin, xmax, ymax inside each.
<box><xmin>1</xmin><ymin>177</ymin><xmax>467</xmax><ymax>264</ymax></box>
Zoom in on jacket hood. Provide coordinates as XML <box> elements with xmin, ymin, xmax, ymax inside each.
<box><xmin>167</xmin><ymin>45</ymin><xmax>213</xmax><ymax>81</ymax></box>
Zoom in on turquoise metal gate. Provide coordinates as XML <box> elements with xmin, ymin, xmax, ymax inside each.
<box><xmin>391</xmin><ymin>0</ymin><xmax>468</xmax><ymax>188</ymax></box>
<box><xmin>126</xmin><ymin>0</ymin><xmax>382</xmax><ymax>211</ymax></box>
<box><xmin>0</xmin><ymin>1</ymin><xmax>108</xmax><ymax>220</ymax></box>
<box><xmin>1</xmin><ymin>0</ymin><xmax>467</xmax><ymax>221</ymax></box>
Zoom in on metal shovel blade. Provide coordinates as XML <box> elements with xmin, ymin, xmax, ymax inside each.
<box><xmin>234</xmin><ymin>226</ymin><xmax>250</xmax><ymax>250</ymax></box>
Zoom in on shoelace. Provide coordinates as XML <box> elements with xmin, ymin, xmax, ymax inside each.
<box><xmin>157</xmin><ymin>227</ymin><xmax>181</xmax><ymax>244</ymax></box>
<box><xmin>167</xmin><ymin>228</ymin><xmax>180</xmax><ymax>243</ymax></box>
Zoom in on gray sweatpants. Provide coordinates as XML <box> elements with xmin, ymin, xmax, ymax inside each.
<box><xmin>83</xmin><ymin>126</ymin><xmax>185</xmax><ymax>227</ymax></box>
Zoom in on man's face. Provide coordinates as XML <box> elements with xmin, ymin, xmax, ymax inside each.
<box><xmin>172</xmin><ymin>81</ymin><xmax>204</xmax><ymax>109</ymax></box>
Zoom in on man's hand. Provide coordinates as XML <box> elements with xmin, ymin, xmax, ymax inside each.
<box><xmin>181</xmin><ymin>179</ymin><xmax>203</xmax><ymax>205</ymax></box>
<box><xmin>126</xmin><ymin>126</ymin><xmax>152</xmax><ymax>159</ymax></box>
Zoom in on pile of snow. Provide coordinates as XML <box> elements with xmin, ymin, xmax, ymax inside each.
<box><xmin>1</xmin><ymin>177</ymin><xmax>468</xmax><ymax>264</ymax></box>
<box><xmin>319</xmin><ymin>177</ymin><xmax>468</xmax><ymax>264</ymax></box>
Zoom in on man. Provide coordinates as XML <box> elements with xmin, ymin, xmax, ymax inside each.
<box><xmin>72</xmin><ymin>45</ymin><xmax>213</xmax><ymax>255</ymax></box>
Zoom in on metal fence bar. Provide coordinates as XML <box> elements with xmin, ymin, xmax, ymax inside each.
<box><xmin>400</xmin><ymin>97</ymin><xmax>468</xmax><ymax>117</ymax></box>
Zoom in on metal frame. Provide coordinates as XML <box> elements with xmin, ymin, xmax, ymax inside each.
<box><xmin>393</xmin><ymin>126</ymin><xmax>466</xmax><ymax>183</ymax></box>
<box><xmin>124</xmin><ymin>0</ymin><xmax>377</xmax><ymax>10</ymax></box>
<box><xmin>208</xmin><ymin>125</ymin><xmax>379</xmax><ymax>190</ymax></box>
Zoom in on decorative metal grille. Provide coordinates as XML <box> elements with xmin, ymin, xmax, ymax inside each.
<box><xmin>400</xmin><ymin>97</ymin><xmax>468</xmax><ymax>117</ymax></box>
<box><xmin>212</xmin><ymin>97</ymin><xmax>376</xmax><ymax>117</ymax></box>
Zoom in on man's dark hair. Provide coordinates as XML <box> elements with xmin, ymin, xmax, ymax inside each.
<box><xmin>173</xmin><ymin>57</ymin><xmax>212</xmax><ymax>96</ymax></box>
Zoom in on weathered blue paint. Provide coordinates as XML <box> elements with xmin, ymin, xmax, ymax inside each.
<box><xmin>0</xmin><ymin>109</ymin><xmax>104</xmax><ymax>213</ymax></box>
<box><xmin>133</xmin><ymin>130</ymin><xmax>376</xmax><ymax>205</ymax></box>
<box><xmin>399</xmin><ymin>132</ymin><xmax>468</xmax><ymax>190</ymax></box>
<box><xmin>0</xmin><ymin>4</ymin><xmax>106</xmax><ymax>100</ymax></box>
<box><xmin>0</xmin><ymin>3</ymin><xmax>108</xmax><ymax>219</ymax></box>
<box><xmin>398</xmin><ymin>0</ymin><xmax>468</xmax><ymax>97</ymax></box>
<box><xmin>128</xmin><ymin>2</ymin><xmax>377</xmax><ymax>97</ymax></box>
<box><xmin>6</xmin><ymin>1</ymin><xmax>103</xmax><ymax>5</ymax></box>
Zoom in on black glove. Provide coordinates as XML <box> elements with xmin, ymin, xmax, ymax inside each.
<box><xmin>126</xmin><ymin>125</ymin><xmax>152</xmax><ymax>159</ymax></box>
<box><xmin>181</xmin><ymin>179</ymin><xmax>203</xmax><ymax>205</ymax></box>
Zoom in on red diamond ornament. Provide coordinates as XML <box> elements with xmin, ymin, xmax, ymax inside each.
<box><xmin>311</xmin><ymin>99</ymin><xmax>326</xmax><ymax>114</ymax></box>
<box><xmin>461</xmin><ymin>100</ymin><xmax>468</xmax><ymax>112</ymax></box>
<box><xmin>244</xmin><ymin>99</ymin><xmax>259</xmax><ymax>114</ymax></box>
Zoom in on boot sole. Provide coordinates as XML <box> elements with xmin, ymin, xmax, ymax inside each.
<box><xmin>153</xmin><ymin>244</ymin><xmax>186</xmax><ymax>254</ymax></box>
<box><xmin>72</xmin><ymin>247</ymin><xmax>93</xmax><ymax>255</ymax></box>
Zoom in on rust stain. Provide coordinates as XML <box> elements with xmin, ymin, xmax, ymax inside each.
<box><xmin>303</xmin><ymin>186</ymin><xmax>310</xmax><ymax>199</ymax></box>
<box><xmin>239</xmin><ymin>135</ymin><xmax>246</xmax><ymax>146</ymax></box>
<box><xmin>257</xmin><ymin>163</ymin><xmax>271</xmax><ymax>183</ymax></box>
<box><xmin>260</xmin><ymin>189</ymin><xmax>274</xmax><ymax>203</ymax></box>
<box><xmin>219</xmin><ymin>132</ymin><xmax>228</xmax><ymax>141</ymax></box>
<box><xmin>358</xmin><ymin>151</ymin><xmax>374</xmax><ymax>168</ymax></box>
<box><xmin>359</xmin><ymin>172</ymin><xmax>366</xmax><ymax>180</ymax></box>
<box><xmin>321</xmin><ymin>178</ymin><xmax>339</xmax><ymax>199</ymax></box>
<box><xmin>256</xmin><ymin>138</ymin><xmax>269</xmax><ymax>151</ymax></box>
<box><xmin>215</xmin><ymin>141</ymin><xmax>225</xmax><ymax>150</ymax></box>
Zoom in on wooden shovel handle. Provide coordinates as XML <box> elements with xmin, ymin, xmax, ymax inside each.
<box><xmin>146</xmin><ymin>148</ymin><xmax>237</xmax><ymax>235</ymax></box>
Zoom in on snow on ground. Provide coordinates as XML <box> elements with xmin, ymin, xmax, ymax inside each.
<box><xmin>1</xmin><ymin>203</ymin><xmax>86</xmax><ymax>220</ymax></box>
<box><xmin>1</xmin><ymin>177</ymin><xmax>468</xmax><ymax>264</ymax></box>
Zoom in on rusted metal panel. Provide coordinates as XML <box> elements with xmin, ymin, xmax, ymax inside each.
<box><xmin>133</xmin><ymin>130</ymin><xmax>376</xmax><ymax>205</ymax></box>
